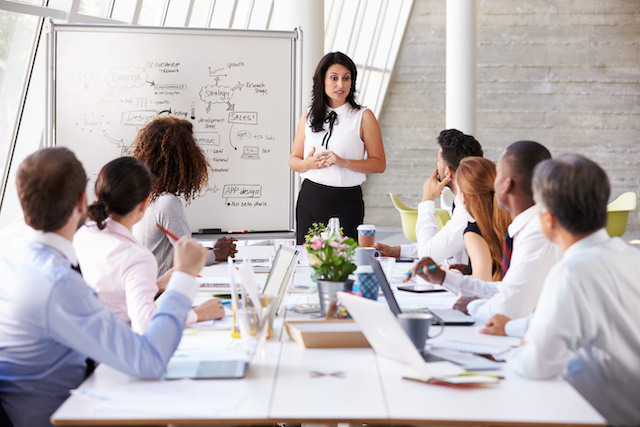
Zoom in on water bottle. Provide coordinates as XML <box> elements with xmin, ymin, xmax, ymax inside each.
<box><xmin>326</xmin><ymin>217</ymin><xmax>341</xmax><ymax>239</ymax></box>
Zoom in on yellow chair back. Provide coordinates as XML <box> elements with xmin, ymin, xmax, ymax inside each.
<box><xmin>389</xmin><ymin>194</ymin><xmax>451</xmax><ymax>241</ymax></box>
<box><xmin>606</xmin><ymin>192</ymin><xmax>637</xmax><ymax>237</ymax></box>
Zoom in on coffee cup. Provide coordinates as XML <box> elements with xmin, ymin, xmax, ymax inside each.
<box><xmin>356</xmin><ymin>266</ymin><xmax>378</xmax><ymax>300</ymax></box>
<box><xmin>355</xmin><ymin>246</ymin><xmax>380</xmax><ymax>267</ymax></box>
<box><xmin>397</xmin><ymin>313</ymin><xmax>444</xmax><ymax>352</ymax></box>
<box><xmin>357</xmin><ymin>224</ymin><xmax>376</xmax><ymax>247</ymax></box>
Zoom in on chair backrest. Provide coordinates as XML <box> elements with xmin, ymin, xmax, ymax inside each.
<box><xmin>607</xmin><ymin>192</ymin><xmax>637</xmax><ymax>212</ymax></box>
<box><xmin>606</xmin><ymin>192</ymin><xmax>637</xmax><ymax>237</ymax></box>
<box><xmin>389</xmin><ymin>193</ymin><xmax>418</xmax><ymax>241</ymax></box>
<box><xmin>389</xmin><ymin>193</ymin><xmax>416</xmax><ymax>212</ymax></box>
<box><xmin>434</xmin><ymin>208</ymin><xmax>451</xmax><ymax>230</ymax></box>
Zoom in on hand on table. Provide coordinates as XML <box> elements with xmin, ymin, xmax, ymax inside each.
<box><xmin>453</xmin><ymin>296</ymin><xmax>480</xmax><ymax>315</ymax></box>
<box><xmin>373</xmin><ymin>242</ymin><xmax>401</xmax><ymax>258</ymax></box>
<box><xmin>194</xmin><ymin>298</ymin><xmax>225</xmax><ymax>321</ymax></box>
<box><xmin>480</xmin><ymin>314</ymin><xmax>511</xmax><ymax>336</ymax></box>
<box><xmin>213</xmin><ymin>237</ymin><xmax>238</xmax><ymax>261</ymax></box>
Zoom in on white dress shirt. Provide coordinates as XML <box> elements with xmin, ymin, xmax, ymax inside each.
<box><xmin>0</xmin><ymin>228</ymin><xmax>197</xmax><ymax>426</ymax></box>
<box><xmin>75</xmin><ymin>218</ymin><xmax>198</xmax><ymax>333</ymax></box>
<box><xmin>399</xmin><ymin>196</ymin><xmax>471</xmax><ymax>264</ymax></box>
<box><xmin>509</xmin><ymin>229</ymin><xmax>640</xmax><ymax>427</ymax></box>
<box><xmin>441</xmin><ymin>205</ymin><xmax>562</xmax><ymax>322</ymax></box>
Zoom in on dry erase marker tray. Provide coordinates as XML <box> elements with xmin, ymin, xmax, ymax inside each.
<box><xmin>284</xmin><ymin>320</ymin><xmax>370</xmax><ymax>349</ymax></box>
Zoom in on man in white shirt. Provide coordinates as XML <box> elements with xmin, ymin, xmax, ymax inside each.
<box><xmin>375</xmin><ymin>129</ymin><xmax>482</xmax><ymax>264</ymax></box>
<box><xmin>409</xmin><ymin>141</ymin><xmax>562</xmax><ymax>322</ymax></box>
<box><xmin>509</xmin><ymin>154</ymin><xmax>640</xmax><ymax>426</ymax></box>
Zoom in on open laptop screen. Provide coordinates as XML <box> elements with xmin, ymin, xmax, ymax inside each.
<box><xmin>262</xmin><ymin>244</ymin><xmax>299</xmax><ymax>315</ymax></box>
<box><xmin>367</xmin><ymin>255</ymin><xmax>475</xmax><ymax>326</ymax></box>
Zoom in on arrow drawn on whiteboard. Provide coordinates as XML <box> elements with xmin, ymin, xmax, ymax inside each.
<box><xmin>158</xmin><ymin>108</ymin><xmax>172</xmax><ymax>116</ymax></box>
<box><xmin>104</xmin><ymin>132</ymin><xmax>124</xmax><ymax>146</ymax></box>
<box><xmin>212</xmin><ymin>185</ymin><xmax>219</xmax><ymax>193</ymax></box>
<box><xmin>226</xmin><ymin>102</ymin><xmax>235</xmax><ymax>111</ymax></box>
<box><xmin>146</xmin><ymin>80</ymin><xmax>155</xmax><ymax>86</ymax></box>
<box><xmin>228</xmin><ymin>124</ymin><xmax>238</xmax><ymax>150</ymax></box>
<box><xmin>231</xmin><ymin>82</ymin><xmax>244</xmax><ymax>91</ymax></box>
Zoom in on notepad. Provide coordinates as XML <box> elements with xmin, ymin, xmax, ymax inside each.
<box><xmin>430</xmin><ymin>339</ymin><xmax>512</xmax><ymax>356</ymax></box>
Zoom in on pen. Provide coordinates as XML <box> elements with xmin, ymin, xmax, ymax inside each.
<box><xmin>404</xmin><ymin>264</ymin><xmax>437</xmax><ymax>276</ymax></box>
<box><xmin>156</xmin><ymin>223</ymin><xmax>179</xmax><ymax>242</ymax></box>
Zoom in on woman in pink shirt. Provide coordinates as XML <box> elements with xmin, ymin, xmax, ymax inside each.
<box><xmin>74</xmin><ymin>157</ymin><xmax>224</xmax><ymax>333</ymax></box>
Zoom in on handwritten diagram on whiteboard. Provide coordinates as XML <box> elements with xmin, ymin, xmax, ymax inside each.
<box><xmin>50</xmin><ymin>25</ymin><xmax>297</xmax><ymax>233</ymax></box>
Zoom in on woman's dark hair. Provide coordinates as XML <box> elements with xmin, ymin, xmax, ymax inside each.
<box><xmin>88</xmin><ymin>157</ymin><xmax>154</xmax><ymax>230</ymax></box>
<box><xmin>132</xmin><ymin>116</ymin><xmax>210</xmax><ymax>203</ymax></box>
<box><xmin>309</xmin><ymin>52</ymin><xmax>361</xmax><ymax>133</ymax></box>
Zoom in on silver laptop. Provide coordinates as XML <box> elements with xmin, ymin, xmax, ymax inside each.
<box><xmin>198</xmin><ymin>245</ymin><xmax>299</xmax><ymax>304</ymax></box>
<box><xmin>164</xmin><ymin>359</ymin><xmax>247</xmax><ymax>380</ymax></box>
<box><xmin>261</xmin><ymin>244</ymin><xmax>299</xmax><ymax>315</ymax></box>
<box><xmin>368</xmin><ymin>255</ymin><xmax>476</xmax><ymax>326</ymax></box>
<box><xmin>338</xmin><ymin>291</ymin><xmax>501</xmax><ymax>371</ymax></box>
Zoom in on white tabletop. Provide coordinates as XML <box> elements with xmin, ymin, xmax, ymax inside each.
<box><xmin>51</xmin><ymin>246</ymin><xmax>606</xmax><ymax>426</ymax></box>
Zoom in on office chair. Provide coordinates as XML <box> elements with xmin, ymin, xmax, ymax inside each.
<box><xmin>389</xmin><ymin>194</ymin><xmax>451</xmax><ymax>242</ymax></box>
<box><xmin>606</xmin><ymin>192</ymin><xmax>637</xmax><ymax>237</ymax></box>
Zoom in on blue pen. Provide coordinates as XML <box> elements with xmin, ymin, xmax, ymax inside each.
<box><xmin>221</xmin><ymin>300</ymin><xmax>232</xmax><ymax>305</ymax></box>
<box><xmin>404</xmin><ymin>264</ymin><xmax>437</xmax><ymax>276</ymax></box>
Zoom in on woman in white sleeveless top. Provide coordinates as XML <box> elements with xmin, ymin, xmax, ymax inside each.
<box><xmin>289</xmin><ymin>52</ymin><xmax>386</xmax><ymax>244</ymax></box>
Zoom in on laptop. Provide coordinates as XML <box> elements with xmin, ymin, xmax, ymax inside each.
<box><xmin>338</xmin><ymin>291</ymin><xmax>501</xmax><ymax>371</ymax></box>
<box><xmin>261</xmin><ymin>244</ymin><xmax>299</xmax><ymax>315</ymax></box>
<box><xmin>164</xmin><ymin>359</ymin><xmax>248</xmax><ymax>380</ymax></box>
<box><xmin>368</xmin><ymin>255</ymin><xmax>475</xmax><ymax>326</ymax></box>
<box><xmin>198</xmin><ymin>245</ymin><xmax>299</xmax><ymax>304</ymax></box>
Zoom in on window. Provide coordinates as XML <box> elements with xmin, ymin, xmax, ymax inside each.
<box><xmin>0</xmin><ymin>0</ymin><xmax>410</xmax><ymax>227</ymax></box>
<box><xmin>324</xmin><ymin>0</ymin><xmax>413</xmax><ymax>117</ymax></box>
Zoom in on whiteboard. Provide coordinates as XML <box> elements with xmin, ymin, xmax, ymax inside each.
<box><xmin>47</xmin><ymin>23</ymin><xmax>299</xmax><ymax>234</ymax></box>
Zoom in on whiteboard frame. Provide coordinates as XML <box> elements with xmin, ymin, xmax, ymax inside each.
<box><xmin>45</xmin><ymin>20</ymin><xmax>301</xmax><ymax>235</ymax></box>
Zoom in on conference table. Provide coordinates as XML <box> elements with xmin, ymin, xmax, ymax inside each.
<box><xmin>51</xmin><ymin>243</ymin><xmax>606</xmax><ymax>426</ymax></box>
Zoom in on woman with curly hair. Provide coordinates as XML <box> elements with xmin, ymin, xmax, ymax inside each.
<box><xmin>289</xmin><ymin>52</ymin><xmax>386</xmax><ymax>244</ymax></box>
<box><xmin>74</xmin><ymin>156</ymin><xmax>224</xmax><ymax>333</ymax></box>
<box><xmin>132</xmin><ymin>116</ymin><xmax>236</xmax><ymax>276</ymax></box>
<box><xmin>456</xmin><ymin>156</ymin><xmax>511</xmax><ymax>281</ymax></box>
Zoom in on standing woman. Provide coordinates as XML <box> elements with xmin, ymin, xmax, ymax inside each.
<box><xmin>455</xmin><ymin>157</ymin><xmax>511</xmax><ymax>281</ymax></box>
<box><xmin>74</xmin><ymin>157</ymin><xmax>224</xmax><ymax>333</ymax></box>
<box><xmin>289</xmin><ymin>52</ymin><xmax>386</xmax><ymax>244</ymax></box>
<box><xmin>132</xmin><ymin>116</ymin><xmax>237</xmax><ymax>276</ymax></box>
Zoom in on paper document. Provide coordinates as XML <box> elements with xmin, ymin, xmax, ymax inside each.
<box><xmin>430</xmin><ymin>339</ymin><xmax>512</xmax><ymax>355</ymax></box>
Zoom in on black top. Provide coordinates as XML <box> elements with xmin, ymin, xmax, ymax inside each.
<box><xmin>464</xmin><ymin>221</ymin><xmax>481</xmax><ymax>237</ymax></box>
<box><xmin>463</xmin><ymin>221</ymin><xmax>482</xmax><ymax>275</ymax></box>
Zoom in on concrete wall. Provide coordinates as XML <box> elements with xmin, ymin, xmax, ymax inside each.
<box><xmin>364</xmin><ymin>0</ymin><xmax>640</xmax><ymax>232</ymax></box>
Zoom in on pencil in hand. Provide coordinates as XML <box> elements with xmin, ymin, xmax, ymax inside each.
<box><xmin>156</xmin><ymin>223</ymin><xmax>179</xmax><ymax>242</ymax></box>
<box><xmin>404</xmin><ymin>264</ymin><xmax>437</xmax><ymax>276</ymax></box>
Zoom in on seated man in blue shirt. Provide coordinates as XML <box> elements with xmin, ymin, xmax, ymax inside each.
<box><xmin>509</xmin><ymin>154</ymin><xmax>640</xmax><ymax>426</ymax></box>
<box><xmin>0</xmin><ymin>147</ymin><xmax>208</xmax><ymax>427</ymax></box>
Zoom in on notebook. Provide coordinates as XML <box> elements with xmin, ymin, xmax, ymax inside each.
<box><xmin>368</xmin><ymin>255</ymin><xmax>475</xmax><ymax>326</ymax></box>
<box><xmin>338</xmin><ymin>291</ymin><xmax>501</xmax><ymax>371</ymax></box>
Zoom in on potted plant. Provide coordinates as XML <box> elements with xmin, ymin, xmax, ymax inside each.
<box><xmin>304</xmin><ymin>222</ymin><xmax>358</xmax><ymax>316</ymax></box>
